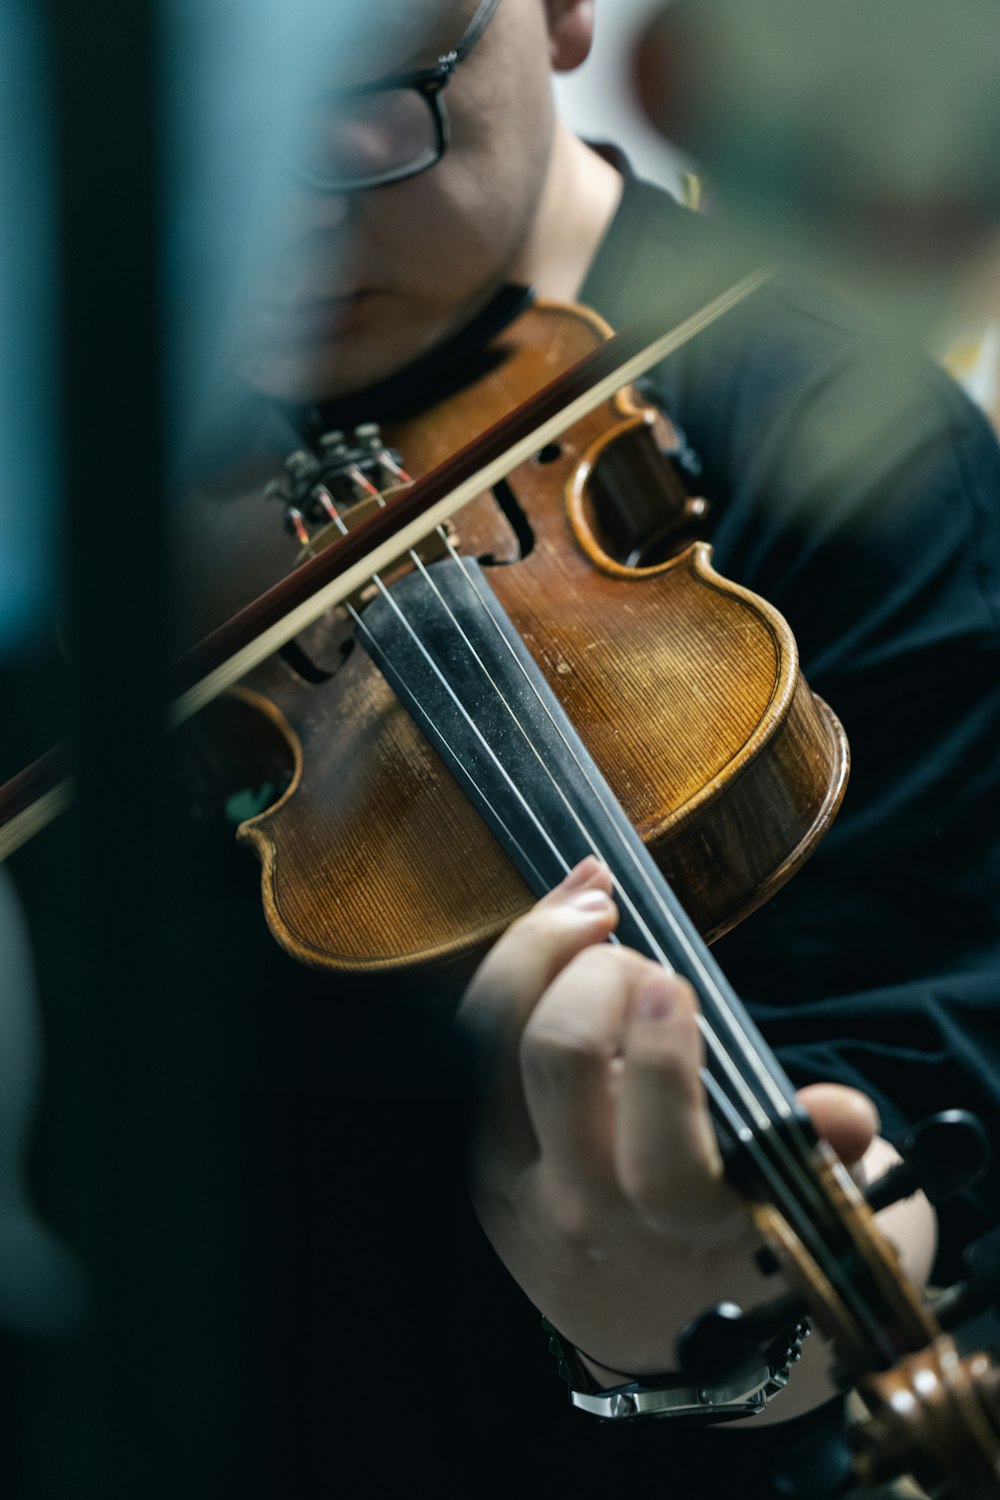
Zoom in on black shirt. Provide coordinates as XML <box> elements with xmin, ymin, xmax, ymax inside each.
<box><xmin>580</xmin><ymin>175</ymin><xmax>1000</xmax><ymax>1275</ymax></box>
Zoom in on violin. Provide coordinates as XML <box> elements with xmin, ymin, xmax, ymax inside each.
<box><xmin>3</xmin><ymin>288</ymin><xmax>1000</xmax><ymax>1494</ymax></box>
<box><xmin>190</xmin><ymin>297</ymin><xmax>847</xmax><ymax>972</ymax></box>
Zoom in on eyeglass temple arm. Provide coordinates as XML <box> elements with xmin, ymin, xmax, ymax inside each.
<box><xmin>449</xmin><ymin>0</ymin><xmax>503</xmax><ymax>68</ymax></box>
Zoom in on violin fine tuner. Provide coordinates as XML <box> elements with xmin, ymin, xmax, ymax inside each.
<box><xmin>677</xmin><ymin>1296</ymin><xmax>811</xmax><ymax>1387</ymax></box>
<box><xmin>863</xmin><ymin>1110</ymin><xmax>991</xmax><ymax>1214</ymax></box>
<box><xmin>265</xmin><ymin>424</ymin><xmax>410</xmax><ymax>546</ymax></box>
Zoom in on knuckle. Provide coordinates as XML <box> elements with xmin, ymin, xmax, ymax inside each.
<box><xmin>520</xmin><ymin>1018</ymin><xmax>606</xmax><ymax>1088</ymax></box>
<box><xmin>629</xmin><ymin>1037</ymin><xmax>699</xmax><ymax>1101</ymax></box>
<box><xmin>628</xmin><ymin>1019</ymin><xmax>704</xmax><ymax>1098</ymax></box>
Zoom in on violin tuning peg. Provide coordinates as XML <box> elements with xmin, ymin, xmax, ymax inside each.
<box><xmin>319</xmin><ymin>428</ymin><xmax>347</xmax><ymax>453</ymax></box>
<box><xmin>932</xmin><ymin>1225</ymin><xmax>1000</xmax><ymax>1329</ymax></box>
<box><xmin>754</xmin><ymin>1244</ymin><xmax>781</xmax><ymax>1277</ymax></box>
<box><xmin>354</xmin><ymin>422</ymin><xmax>383</xmax><ymax>451</ymax></box>
<box><xmin>677</xmin><ymin>1291</ymin><xmax>809</xmax><ymax>1384</ymax></box>
<box><xmin>677</xmin><ymin>1300</ymin><xmax>761</xmax><ymax>1384</ymax></box>
<box><xmin>964</xmin><ymin>1224</ymin><xmax>1000</xmax><ymax>1303</ymax></box>
<box><xmin>865</xmin><ymin>1110</ymin><xmax>991</xmax><ymax>1213</ymax></box>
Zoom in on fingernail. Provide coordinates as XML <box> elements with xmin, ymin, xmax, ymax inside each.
<box><xmin>554</xmin><ymin>857</ymin><xmax>602</xmax><ymax>895</ymax></box>
<box><xmin>567</xmin><ymin>888</ymin><xmax>615</xmax><ymax>915</ymax></box>
<box><xmin>633</xmin><ymin>975</ymin><xmax>678</xmax><ymax>1021</ymax></box>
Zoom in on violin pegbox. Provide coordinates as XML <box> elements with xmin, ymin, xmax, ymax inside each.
<box><xmin>679</xmin><ymin>1114</ymin><xmax>1000</xmax><ymax>1497</ymax></box>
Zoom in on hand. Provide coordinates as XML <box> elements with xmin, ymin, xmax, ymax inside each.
<box><xmin>458</xmin><ymin>857</ymin><xmax>885</xmax><ymax>1387</ymax></box>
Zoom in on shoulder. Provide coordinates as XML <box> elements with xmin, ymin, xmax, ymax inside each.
<box><xmin>629</xmin><ymin>237</ymin><xmax>1000</xmax><ymax>644</ymax></box>
<box><xmin>585</xmin><ymin>170</ymin><xmax>1000</xmax><ymax>641</ymax></box>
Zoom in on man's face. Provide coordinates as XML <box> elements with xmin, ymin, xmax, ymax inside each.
<box><xmin>235</xmin><ymin>0</ymin><xmax>558</xmax><ymax>403</ymax></box>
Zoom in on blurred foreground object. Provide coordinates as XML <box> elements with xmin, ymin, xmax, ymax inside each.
<box><xmin>0</xmin><ymin>870</ymin><xmax>82</xmax><ymax>1331</ymax></box>
<box><xmin>634</xmin><ymin>0</ymin><xmax>1000</xmax><ymax>341</ymax></box>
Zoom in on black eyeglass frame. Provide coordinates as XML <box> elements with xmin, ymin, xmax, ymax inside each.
<box><xmin>293</xmin><ymin>0</ymin><xmax>503</xmax><ymax>194</ymax></box>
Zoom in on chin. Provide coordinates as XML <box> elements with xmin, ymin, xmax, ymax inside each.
<box><xmin>237</xmin><ymin>303</ymin><xmax>477</xmax><ymax>405</ymax></box>
<box><xmin>238</xmin><ymin>322</ymin><xmax>423</xmax><ymax>403</ymax></box>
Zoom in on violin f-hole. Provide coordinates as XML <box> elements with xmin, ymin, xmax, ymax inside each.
<box><xmin>482</xmin><ymin>477</ymin><xmax>535</xmax><ymax>563</ymax></box>
<box><xmin>568</xmin><ymin>410</ymin><xmax>709</xmax><ymax>573</ymax></box>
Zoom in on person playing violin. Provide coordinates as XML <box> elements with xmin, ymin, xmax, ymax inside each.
<box><xmin>170</xmin><ymin>0</ymin><xmax>1000</xmax><ymax>1492</ymax></box>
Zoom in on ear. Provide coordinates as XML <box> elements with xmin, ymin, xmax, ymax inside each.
<box><xmin>544</xmin><ymin>0</ymin><xmax>596</xmax><ymax>73</ymax></box>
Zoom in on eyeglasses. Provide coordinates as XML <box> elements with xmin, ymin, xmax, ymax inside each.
<box><xmin>291</xmin><ymin>0</ymin><xmax>503</xmax><ymax>194</ymax></box>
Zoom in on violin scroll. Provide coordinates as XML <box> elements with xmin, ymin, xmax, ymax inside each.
<box><xmin>853</xmin><ymin>1340</ymin><xmax>1000</xmax><ymax>1498</ymax></box>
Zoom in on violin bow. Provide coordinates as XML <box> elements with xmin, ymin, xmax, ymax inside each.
<box><xmin>0</xmin><ymin>268</ymin><xmax>771</xmax><ymax>861</ymax></box>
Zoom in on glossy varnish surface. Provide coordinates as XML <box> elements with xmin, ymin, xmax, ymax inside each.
<box><xmin>231</xmin><ymin>304</ymin><xmax>849</xmax><ymax>971</ymax></box>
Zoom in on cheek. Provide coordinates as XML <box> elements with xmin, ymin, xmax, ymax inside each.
<box><xmin>369</xmin><ymin>55</ymin><xmax>556</xmax><ymax>304</ymax></box>
<box><xmin>380</xmin><ymin>168</ymin><xmax>530</xmax><ymax>299</ymax></box>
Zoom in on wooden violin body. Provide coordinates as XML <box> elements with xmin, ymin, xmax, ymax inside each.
<box><xmin>191</xmin><ymin>303</ymin><xmax>849</xmax><ymax>971</ymax></box>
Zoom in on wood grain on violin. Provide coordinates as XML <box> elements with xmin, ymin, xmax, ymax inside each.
<box><xmin>202</xmin><ymin>304</ymin><xmax>849</xmax><ymax>971</ymax></box>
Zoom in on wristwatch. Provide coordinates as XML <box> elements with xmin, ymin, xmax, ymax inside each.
<box><xmin>542</xmin><ymin>1317</ymin><xmax>810</xmax><ymax>1423</ymax></box>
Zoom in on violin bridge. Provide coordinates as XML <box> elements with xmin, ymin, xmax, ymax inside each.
<box><xmin>333</xmin><ymin>492</ymin><xmax>457</xmax><ymax>614</ymax></box>
<box><xmin>288</xmin><ymin>476</ymin><xmax>459</xmax><ymax>614</ymax></box>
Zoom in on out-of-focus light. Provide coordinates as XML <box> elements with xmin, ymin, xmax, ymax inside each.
<box><xmin>634</xmin><ymin>0</ymin><xmax>1000</xmax><ymax>328</ymax></box>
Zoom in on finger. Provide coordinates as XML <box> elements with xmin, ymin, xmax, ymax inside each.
<box><xmin>798</xmin><ymin>1083</ymin><xmax>880</xmax><ymax>1166</ymax></box>
<box><xmin>616</xmin><ymin>972</ymin><xmax>745</xmax><ymax>1245</ymax></box>
<box><xmin>458</xmin><ymin>858</ymin><xmax>615</xmax><ymax>1053</ymax></box>
<box><xmin>457</xmin><ymin>858</ymin><xmax>617</xmax><ymax>1164</ymax></box>
<box><xmin>520</xmin><ymin>944</ymin><xmax>658</xmax><ymax>1200</ymax></box>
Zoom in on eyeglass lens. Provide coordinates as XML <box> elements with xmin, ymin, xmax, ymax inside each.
<box><xmin>296</xmin><ymin>89</ymin><xmax>441</xmax><ymax>190</ymax></box>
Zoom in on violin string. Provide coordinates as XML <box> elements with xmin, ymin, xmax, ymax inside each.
<box><xmin>349</xmin><ymin>594</ymin><xmax>571</xmax><ymax>883</ymax></box>
<box><xmin>353</xmin><ymin>548</ymin><xmax>888</xmax><ymax>1352</ymax></box>
<box><xmin>322</xmin><ymin>469</ymin><xmax>888</xmax><ymax>1351</ymax></box>
<box><xmin>375</xmin><ymin>465</ymin><xmax>801</xmax><ymax>1144</ymax></box>
<box><xmin>399</xmin><ymin>549</ymin><xmax>783</xmax><ymax>1147</ymax></box>
<box><xmin>338</xmin><ymin>475</ymin><xmax>809</xmax><ymax>1169</ymax></box>
<box><xmin>368</xmin><ymin>463</ymin><xmax>800</xmax><ymax>1146</ymax></box>
<box><xmin>439</xmin><ymin>537</ymin><xmax>802</xmax><ymax>1117</ymax></box>
<box><xmin>423</xmin><ymin>527</ymin><xmax>816</xmax><ymax>1145</ymax></box>
<box><xmin>299</xmin><ymin>506</ymin><xmax>557</xmax><ymax>896</ymax></box>
<box><xmin>335</xmin><ymin>481</ymin><xmax>778</xmax><ymax>1139</ymax></box>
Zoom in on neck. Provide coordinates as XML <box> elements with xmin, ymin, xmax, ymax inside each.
<box><xmin>510</xmin><ymin>123</ymin><xmax>623</xmax><ymax>303</ymax></box>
